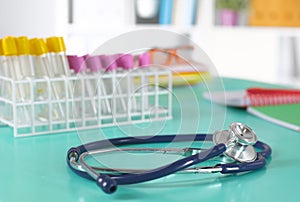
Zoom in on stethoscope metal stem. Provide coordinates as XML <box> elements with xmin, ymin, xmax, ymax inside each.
<box><xmin>70</xmin><ymin>147</ymin><xmax>223</xmax><ymax>174</ymax></box>
<box><xmin>77</xmin><ymin>147</ymin><xmax>205</xmax><ymax>179</ymax></box>
<box><xmin>79</xmin><ymin>152</ymin><xmax>99</xmax><ymax>180</ymax></box>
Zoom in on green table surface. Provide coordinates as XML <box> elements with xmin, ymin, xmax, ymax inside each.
<box><xmin>1</xmin><ymin>77</ymin><xmax>300</xmax><ymax>202</ymax></box>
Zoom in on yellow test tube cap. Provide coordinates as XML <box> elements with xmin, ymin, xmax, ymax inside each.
<box><xmin>2</xmin><ymin>36</ymin><xmax>18</xmax><ymax>56</ymax></box>
<box><xmin>46</xmin><ymin>36</ymin><xmax>66</xmax><ymax>53</ymax></box>
<box><xmin>0</xmin><ymin>39</ymin><xmax>3</xmax><ymax>55</ymax></box>
<box><xmin>29</xmin><ymin>38</ymin><xmax>49</xmax><ymax>56</ymax></box>
<box><xmin>16</xmin><ymin>36</ymin><xmax>31</xmax><ymax>55</ymax></box>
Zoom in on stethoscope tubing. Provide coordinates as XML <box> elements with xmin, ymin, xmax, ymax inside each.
<box><xmin>67</xmin><ymin>134</ymin><xmax>271</xmax><ymax>193</ymax></box>
<box><xmin>67</xmin><ymin>134</ymin><xmax>272</xmax><ymax>176</ymax></box>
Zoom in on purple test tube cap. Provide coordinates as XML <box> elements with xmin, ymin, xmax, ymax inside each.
<box><xmin>85</xmin><ymin>55</ymin><xmax>102</xmax><ymax>72</ymax></box>
<box><xmin>117</xmin><ymin>54</ymin><xmax>134</xmax><ymax>70</ymax></box>
<box><xmin>100</xmin><ymin>55</ymin><xmax>118</xmax><ymax>72</ymax></box>
<box><xmin>67</xmin><ymin>55</ymin><xmax>87</xmax><ymax>73</ymax></box>
<box><xmin>138</xmin><ymin>52</ymin><xmax>151</xmax><ymax>68</ymax></box>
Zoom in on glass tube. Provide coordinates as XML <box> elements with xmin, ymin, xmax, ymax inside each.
<box><xmin>116</xmin><ymin>54</ymin><xmax>138</xmax><ymax>113</ymax></box>
<box><xmin>67</xmin><ymin>55</ymin><xmax>98</xmax><ymax>118</ymax></box>
<box><xmin>46</xmin><ymin>37</ymin><xmax>74</xmax><ymax>98</ymax></box>
<box><xmin>2</xmin><ymin>36</ymin><xmax>30</xmax><ymax>123</ymax></box>
<box><xmin>100</xmin><ymin>55</ymin><xmax>127</xmax><ymax>115</ymax></box>
<box><xmin>30</xmin><ymin>38</ymin><xmax>65</xmax><ymax>121</ymax></box>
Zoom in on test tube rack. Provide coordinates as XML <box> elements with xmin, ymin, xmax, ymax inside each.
<box><xmin>0</xmin><ymin>67</ymin><xmax>172</xmax><ymax>137</ymax></box>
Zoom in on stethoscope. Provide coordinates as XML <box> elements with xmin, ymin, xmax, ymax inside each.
<box><xmin>67</xmin><ymin>122</ymin><xmax>271</xmax><ymax>194</ymax></box>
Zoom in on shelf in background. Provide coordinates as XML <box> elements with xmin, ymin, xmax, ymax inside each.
<box><xmin>211</xmin><ymin>26</ymin><xmax>300</xmax><ymax>36</ymax></box>
<box><xmin>68</xmin><ymin>22</ymin><xmax>300</xmax><ymax>37</ymax></box>
<box><xmin>67</xmin><ymin>23</ymin><xmax>197</xmax><ymax>36</ymax></box>
<box><xmin>65</xmin><ymin>0</ymin><xmax>300</xmax><ymax>86</ymax></box>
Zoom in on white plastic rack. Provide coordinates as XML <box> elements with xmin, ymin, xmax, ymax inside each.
<box><xmin>0</xmin><ymin>67</ymin><xmax>172</xmax><ymax>137</ymax></box>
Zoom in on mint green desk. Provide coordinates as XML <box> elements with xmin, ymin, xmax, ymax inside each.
<box><xmin>1</xmin><ymin>78</ymin><xmax>300</xmax><ymax>202</ymax></box>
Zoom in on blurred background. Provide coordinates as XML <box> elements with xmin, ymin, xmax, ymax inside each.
<box><xmin>0</xmin><ymin>0</ymin><xmax>299</xmax><ymax>86</ymax></box>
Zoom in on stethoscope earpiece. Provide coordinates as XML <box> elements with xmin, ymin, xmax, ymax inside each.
<box><xmin>213</xmin><ymin>122</ymin><xmax>258</xmax><ymax>163</ymax></box>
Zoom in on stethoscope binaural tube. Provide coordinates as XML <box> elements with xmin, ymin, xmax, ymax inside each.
<box><xmin>67</xmin><ymin>123</ymin><xmax>272</xmax><ymax>194</ymax></box>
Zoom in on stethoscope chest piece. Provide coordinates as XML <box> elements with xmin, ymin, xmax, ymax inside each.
<box><xmin>213</xmin><ymin>122</ymin><xmax>258</xmax><ymax>163</ymax></box>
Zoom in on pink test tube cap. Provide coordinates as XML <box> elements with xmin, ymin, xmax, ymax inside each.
<box><xmin>85</xmin><ymin>55</ymin><xmax>102</xmax><ymax>72</ymax></box>
<box><xmin>100</xmin><ymin>55</ymin><xmax>118</xmax><ymax>71</ymax></box>
<box><xmin>114</xmin><ymin>53</ymin><xmax>123</xmax><ymax>67</ymax></box>
<box><xmin>67</xmin><ymin>55</ymin><xmax>87</xmax><ymax>73</ymax></box>
<box><xmin>138</xmin><ymin>52</ymin><xmax>151</xmax><ymax>68</ymax></box>
<box><xmin>117</xmin><ymin>54</ymin><xmax>134</xmax><ymax>70</ymax></box>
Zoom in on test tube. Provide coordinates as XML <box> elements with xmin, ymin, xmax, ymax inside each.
<box><xmin>30</xmin><ymin>38</ymin><xmax>65</xmax><ymax>120</ymax></box>
<box><xmin>0</xmin><ymin>39</ymin><xmax>6</xmax><ymax>96</ymax></box>
<box><xmin>138</xmin><ymin>52</ymin><xmax>151</xmax><ymax>111</ymax></box>
<box><xmin>2</xmin><ymin>37</ymin><xmax>25</xmax><ymax>97</ymax></box>
<box><xmin>15</xmin><ymin>37</ymin><xmax>35</xmax><ymax>101</ymax></box>
<box><xmin>15</xmin><ymin>37</ymin><xmax>35</xmax><ymax>77</ymax></box>
<box><xmin>67</xmin><ymin>55</ymin><xmax>98</xmax><ymax>117</ymax></box>
<box><xmin>2</xmin><ymin>36</ymin><xmax>30</xmax><ymax>122</ymax></box>
<box><xmin>116</xmin><ymin>54</ymin><xmax>138</xmax><ymax>112</ymax></box>
<box><xmin>0</xmin><ymin>39</ymin><xmax>3</xmax><ymax>76</ymax></box>
<box><xmin>101</xmin><ymin>55</ymin><xmax>126</xmax><ymax>114</ymax></box>
<box><xmin>0</xmin><ymin>39</ymin><xmax>7</xmax><ymax>116</ymax></box>
<box><xmin>85</xmin><ymin>55</ymin><xmax>111</xmax><ymax>114</ymax></box>
<box><xmin>46</xmin><ymin>36</ymin><xmax>74</xmax><ymax>98</ymax></box>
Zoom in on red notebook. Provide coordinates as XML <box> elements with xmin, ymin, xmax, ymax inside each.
<box><xmin>203</xmin><ymin>88</ymin><xmax>300</xmax><ymax>131</ymax></box>
<box><xmin>203</xmin><ymin>88</ymin><xmax>300</xmax><ymax>107</ymax></box>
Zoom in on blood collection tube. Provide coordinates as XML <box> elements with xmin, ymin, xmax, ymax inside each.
<box><xmin>46</xmin><ymin>37</ymin><xmax>74</xmax><ymax>98</ymax></box>
<box><xmin>15</xmin><ymin>36</ymin><xmax>35</xmax><ymax>101</ymax></box>
<box><xmin>116</xmin><ymin>54</ymin><xmax>138</xmax><ymax>112</ymax></box>
<box><xmin>0</xmin><ymin>39</ymin><xmax>3</xmax><ymax>75</ymax></box>
<box><xmin>2</xmin><ymin>36</ymin><xmax>26</xmax><ymax>100</ymax></box>
<box><xmin>15</xmin><ymin>36</ymin><xmax>35</xmax><ymax>77</ymax></box>
<box><xmin>67</xmin><ymin>55</ymin><xmax>99</xmax><ymax>117</ymax></box>
<box><xmin>2</xmin><ymin>36</ymin><xmax>30</xmax><ymax>122</ymax></box>
<box><xmin>138</xmin><ymin>52</ymin><xmax>151</xmax><ymax>111</ymax></box>
<box><xmin>0</xmin><ymin>39</ymin><xmax>10</xmax><ymax>99</ymax></box>
<box><xmin>101</xmin><ymin>54</ymin><xmax>127</xmax><ymax>113</ymax></box>
<box><xmin>85</xmin><ymin>55</ymin><xmax>111</xmax><ymax>114</ymax></box>
<box><xmin>0</xmin><ymin>39</ymin><xmax>5</xmax><ymax>91</ymax></box>
<box><xmin>29</xmin><ymin>38</ymin><xmax>65</xmax><ymax>120</ymax></box>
